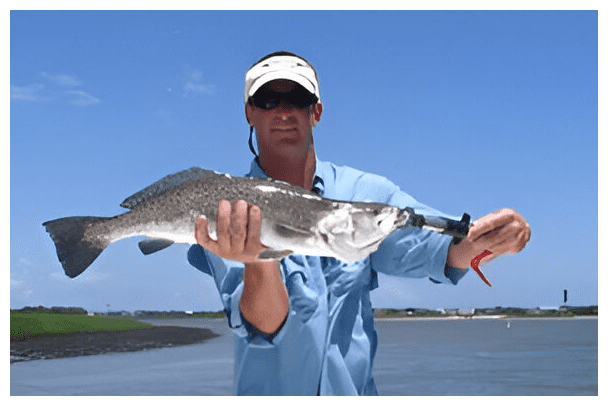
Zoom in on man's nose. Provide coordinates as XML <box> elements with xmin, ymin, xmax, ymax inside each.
<box><xmin>274</xmin><ymin>104</ymin><xmax>295</xmax><ymax>119</ymax></box>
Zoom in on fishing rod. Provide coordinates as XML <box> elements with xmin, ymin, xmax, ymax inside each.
<box><xmin>399</xmin><ymin>208</ymin><xmax>471</xmax><ymax>244</ymax></box>
<box><xmin>399</xmin><ymin>208</ymin><xmax>493</xmax><ymax>286</ymax></box>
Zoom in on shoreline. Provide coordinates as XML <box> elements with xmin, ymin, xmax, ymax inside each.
<box><xmin>376</xmin><ymin>315</ymin><xmax>598</xmax><ymax>321</ymax></box>
<box><xmin>10</xmin><ymin>316</ymin><xmax>597</xmax><ymax>364</ymax></box>
<box><xmin>10</xmin><ymin>325</ymin><xmax>219</xmax><ymax>364</ymax></box>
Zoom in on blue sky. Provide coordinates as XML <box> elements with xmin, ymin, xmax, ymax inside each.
<box><xmin>10</xmin><ymin>10</ymin><xmax>598</xmax><ymax>312</ymax></box>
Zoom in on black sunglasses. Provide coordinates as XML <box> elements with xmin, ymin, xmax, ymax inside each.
<box><xmin>248</xmin><ymin>87</ymin><xmax>318</xmax><ymax>110</ymax></box>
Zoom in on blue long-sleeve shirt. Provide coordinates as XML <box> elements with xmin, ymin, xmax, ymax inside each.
<box><xmin>187</xmin><ymin>159</ymin><xmax>468</xmax><ymax>395</ymax></box>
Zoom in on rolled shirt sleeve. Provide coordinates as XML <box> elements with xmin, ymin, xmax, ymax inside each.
<box><xmin>188</xmin><ymin>245</ymin><xmax>328</xmax><ymax>395</ymax></box>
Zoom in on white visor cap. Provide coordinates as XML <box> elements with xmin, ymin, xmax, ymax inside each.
<box><xmin>244</xmin><ymin>55</ymin><xmax>320</xmax><ymax>102</ymax></box>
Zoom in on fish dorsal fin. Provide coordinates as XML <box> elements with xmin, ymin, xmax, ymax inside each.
<box><xmin>120</xmin><ymin>167</ymin><xmax>217</xmax><ymax>209</ymax></box>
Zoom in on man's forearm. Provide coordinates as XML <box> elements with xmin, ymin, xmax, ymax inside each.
<box><xmin>239</xmin><ymin>261</ymin><xmax>289</xmax><ymax>335</ymax></box>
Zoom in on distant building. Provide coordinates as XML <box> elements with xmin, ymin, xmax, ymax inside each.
<box><xmin>107</xmin><ymin>311</ymin><xmax>132</xmax><ymax>317</ymax></box>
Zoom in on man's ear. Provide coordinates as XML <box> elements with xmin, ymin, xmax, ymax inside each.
<box><xmin>245</xmin><ymin>102</ymin><xmax>252</xmax><ymax>125</ymax></box>
<box><xmin>311</xmin><ymin>102</ymin><xmax>323</xmax><ymax>127</ymax></box>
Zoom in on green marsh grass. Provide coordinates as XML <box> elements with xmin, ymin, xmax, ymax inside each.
<box><xmin>10</xmin><ymin>311</ymin><xmax>153</xmax><ymax>342</ymax></box>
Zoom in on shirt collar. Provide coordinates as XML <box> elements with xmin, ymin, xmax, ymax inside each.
<box><xmin>246</xmin><ymin>159</ymin><xmax>268</xmax><ymax>179</ymax></box>
<box><xmin>246</xmin><ymin>158</ymin><xmax>332</xmax><ymax>197</ymax></box>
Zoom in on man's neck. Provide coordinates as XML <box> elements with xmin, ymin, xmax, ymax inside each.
<box><xmin>259</xmin><ymin>146</ymin><xmax>316</xmax><ymax>190</ymax></box>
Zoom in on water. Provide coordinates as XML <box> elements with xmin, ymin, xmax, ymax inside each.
<box><xmin>10</xmin><ymin>318</ymin><xmax>597</xmax><ymax>396</ymax></box>
<box><xmin>373</xmin><ymin>318</ymin><xmax>597</xmax><ymax>395</ymax></box>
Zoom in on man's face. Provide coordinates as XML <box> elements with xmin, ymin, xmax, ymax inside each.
<box><xmin>246</xmin><ymin>79</ymin><xmax>322</xmax><ymax>161</ymax></box>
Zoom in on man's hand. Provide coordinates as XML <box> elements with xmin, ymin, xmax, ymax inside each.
<box><xmin>195</xmin><ymin>199</ymin><xmax>289</xmax><ymax>334</ymax></box>
<box><xmin>447</xmin><ymin>208</ymin><xmax>531</xmax><ymax>270</ymax></box>
<box><xmin>195</xmin><ymin>199</ymin><xmax>267</xmax><ymax>264</ymax></box>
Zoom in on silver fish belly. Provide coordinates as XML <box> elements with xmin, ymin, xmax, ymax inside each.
<box><xmin>42</xmin><ymin>167</ymin><xmax>412</xmax><ymax>278</ymax></box>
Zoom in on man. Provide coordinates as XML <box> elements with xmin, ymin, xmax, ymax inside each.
<box><xmin>188</xmin><ymin>51</ymin><xmax>530</xmax><ymax>395</ymax></box>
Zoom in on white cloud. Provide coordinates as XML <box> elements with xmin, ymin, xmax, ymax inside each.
<box><xmin>181</xmin><ymin>66</ymin><xmax>215</xmax><ymax>97</ymax></box>
<box><xmin>187</xmin><ymin>68</ymin><xmax>203</xmax><ymax>82</ymax></box>
<box><xmin>78</xmin><ymin>272</ymin><xmax>109</xmax><ymax>283</ymax></box>
<box><xmin>65</xmin><ymin>90</ymin><xmax>101</xmax><ymax>106</ymax></box>
<box><xmin>10</xmin><ymin>260</ymin><xmax>33</xmax><ymax>302</ymax></box>
<box><xmin>19</xmin><ymin>257</ymin><xmax>31</xmax><ymax>266</ymax></box>
<box><xmin>49</xmin><ymin>270</ymin><xmax>108</xmax><ymax>283</ymax></box>
<box><xmin>11</xmin><ymin>72</ymin><xmax>100</xmax><ymax>106</ymax></box>
<box><xmin>49</xmin><ymin>271</ymin><xmax>69</xmax><ymax>281</ymax></box>
<box><xmin>10</xmin><ymin>84</ymin><xmax>49</xmax><ymax>102</ymax></box>
<box><xmin>40</xmin><ymin>72</ymin><xmax>83</xmax><ymax>86</ymax></box>
<box><xmin>183</xmin><ymin>82</ymin><xmax>215</xmax><ymax>96</ymax></box>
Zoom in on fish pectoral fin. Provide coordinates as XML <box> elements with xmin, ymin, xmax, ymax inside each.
<box><xmin>138</xmin><ymin>238</ymin><xmax>175</xmax><ymax>255</ymax></box>
<box><xmin>258</xmin><ymin>249</ymin><xmax>294</xmax><ymax>260</ymax></box>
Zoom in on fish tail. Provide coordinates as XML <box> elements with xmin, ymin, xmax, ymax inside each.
<box><xmin>42</xmin><ymin>216</ymin><xmax>111</xmax><ymax>278</ymax></box>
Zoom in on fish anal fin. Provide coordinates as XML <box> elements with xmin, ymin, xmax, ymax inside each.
<box><xmin>138</xmin><ymin>238</ymin><xmax>175</xmax><ymax>255</ymax></box>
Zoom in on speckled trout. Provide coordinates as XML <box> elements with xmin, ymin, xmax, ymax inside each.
<box><xmin>43</xmin><ymin>167</ymin><xmax>470</xmax><ymax>278</ymax></box>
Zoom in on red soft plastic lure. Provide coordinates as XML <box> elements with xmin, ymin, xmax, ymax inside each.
<box><xmin>470</xmin><ymin>250</ymin><xmax>493</xmax><ymax>287</ymax></box>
